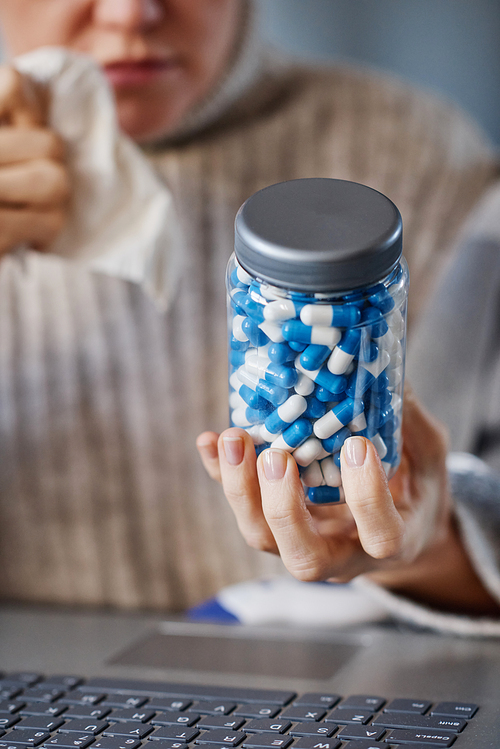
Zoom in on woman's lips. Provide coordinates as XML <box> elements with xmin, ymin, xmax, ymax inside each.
<box><xmin>104</xmin><ymin>59</ymin><xmax>180</xmax><ymax>87</ymax></box>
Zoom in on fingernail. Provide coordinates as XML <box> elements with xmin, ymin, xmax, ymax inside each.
<box><xmin>263</xmin><ymin>449</ymin><xmax>287</xmax><ymax>481</ymax></box>
<box><xmin>343</xmin><ymin>436</ymin><xmax>367</xmax><ymax>467</ymax></box>
<box><xmin>196</xmin><ymin>440</ymin><xmax>218</xmax><ymax>460</ymax></box>
<box><xmin>222</xmin><ymin>436</ymin><xmax>244</xmax><ymax>466</ymax></box>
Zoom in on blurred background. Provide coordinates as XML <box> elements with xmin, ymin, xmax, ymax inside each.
<box><xmin>256</xmin><ymin>0</ymin><xmax>500</xmax><ymax>148</ymax></box>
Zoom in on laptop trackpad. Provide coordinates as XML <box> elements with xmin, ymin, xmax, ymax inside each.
<box><xmin>109</xmin><ymin>622</ymin><xmax>363</xmax><ymax>680</ymax></box>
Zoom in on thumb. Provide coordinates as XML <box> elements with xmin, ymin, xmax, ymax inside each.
<box><xmin>340</xmin><ymin>436</ymin><xmax>405</xmax><ymax>560</ymax></box>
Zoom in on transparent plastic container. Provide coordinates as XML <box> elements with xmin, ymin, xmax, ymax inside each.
<box><xmin>227</xmin><ymin>178</ymin><xmax>409</xmax><ymax>504</ymax></box>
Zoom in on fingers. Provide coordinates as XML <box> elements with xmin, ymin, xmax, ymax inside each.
<box><xmin>257</xmin><ymin>449</ymin><xmax>340</xmax><ymax>580</ymax></box>
<box><xmin>218</xmin><ymin>429</ymin><xmax>279</xmax><ymax>553</ymax></box>
<box><xmin>0</xmin><ymin>159</ymin><xmax>70</xmax><ymax>206</ymax></box>
<box><xmin>340</xmin><ymin>436</ymin><xmax>405</xmax><ymax>560</ymax></box>
<box><xmin>0</xmin><ymin>206</ymin><xmax>67</xmax><ymax>256</ymax></box>
<box><xmin>196</xmin><ymin>431</ymin><xmax>221</xmax><ymax>483</ymax></box>
<box><xmin>0</xmin><ymin>128</ymin><xmax>65</xmax><ymax>166</ymax></box>
<box><xmin>0</xmin><ymin>68</ymin><xmax>68</xmax><ymax>255</ymax></box>
<box><xmin>0</xmin><ymin>67</ymin><xmax>44</xmax><ymax>127</ymax></box>
<box><xmin>401</xmin><ymin>383</ymin><xmax>449</xmax><ymax>469</ymax></box>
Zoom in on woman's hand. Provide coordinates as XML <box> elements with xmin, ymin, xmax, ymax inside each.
<box><xmin>197</xmin><ymin>387</ymin><xmax>500</xmax><ymax>615</ymax></box>
<box><xmin>0</xmin><ymin>65</ymin><xmax>70</xmax><ymax>258</ymax></box>
<box><xmin>197</xmin><ymin>386</ymin><xmax>450</xmax><ymax>582</ymax></box>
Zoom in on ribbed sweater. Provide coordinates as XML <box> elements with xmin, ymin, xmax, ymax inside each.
<box><xmin>0</xmin><ymin>58</ymin><xmax>497</xmax><ymax>610</ymax></box>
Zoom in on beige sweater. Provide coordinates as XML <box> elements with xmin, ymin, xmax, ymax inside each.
<box><xmin>0</xmin><ymin>58</ymin><xmax>497</xmax><ymax>610</ymax></box>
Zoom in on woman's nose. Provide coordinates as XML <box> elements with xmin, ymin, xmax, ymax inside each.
<box><xmin>94</xmin><ymin>0</ymin><xmax>164</xmax><ymax>30</ymax></box>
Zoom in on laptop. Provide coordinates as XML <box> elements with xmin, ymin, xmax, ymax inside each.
<box><xmin>1</xmin><ymin>603</ymin><xmax>499</xmax><ymax>748</ymax></box>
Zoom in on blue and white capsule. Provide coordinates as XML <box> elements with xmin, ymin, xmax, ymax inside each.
<box><xmin>327</xmin><ymin>329</ymin><xmax>361</xmax><ymax>375</ymax></box>
<box><xmin>361</xmin><ymin>306</ymin><xmax>389</xmax><ymax>337</ymax></box>
<box><xmin>366</xmin><ymin>283</ymin><xmax>395</xmax><ymax>313</ymax></box>
<box><xmin>294</xmin><ymin>371</ymin><xmax>315</xmax><ymax>396</ymax></box>
<box><xmin>271</xmin><ymin>418</ymin><xmax>313</xmax><ymax>452</ymax></box>
<box><xmin>307</xmin><ymin>486</ymin><xmax>345</xmax><ymax>504</ymax></box>
<box><xmin>301</xmin><ymin>460</ymin><xmax>325</xmax><ymax>488</ymax></box>
<box><xmin>283</xmin><ymin>320</ymin><xmax>341</xmax><ymax>348</ymax></box>
<box><xmin>300</xmin><ymin>344</ymin><xmax>332</xmax><ymax>371</ymax></box>
<box><xmin>261</xmin><ymin>394</ymin><xmax>307</xmax><ymax>442</ymax></box>
<box><xmin>245</xmin><ymin>353</ymin><xmax>298</xmax><ymax>389</ymax></box>
<box><xmin>321</xmin><ymin>425</ymin><xmax>350</xmax><ymax>454</ymax></box>
<box><xmin>268</xmin><ymin>342</ymin><xmax>296</xmax><ymax>364</ymax></box>
<box><xmin>300</xmin><ymin>303</ymin><xmax>361</xmax><ymax>328</ymax></box>
<box><xmin>263</xmin><ymin>298</ymin><xmax>303</xmax><ymax>321</ymax></box>
<box><xmin>320</xmin><ymin>456</ymin><xmax>342</xmax><ymax>487</ymax></box>
<box><xmin>293</xmin><ymin>436</ymin><xmax>328</xmax><ymax>467</ymax></box>
<box><xmin>295</xmin><ymin>355</ymin><xmax>347</xmax><ymax>395</ymax></box>
<box><xmin>313</xmin><ymin>397</ymin><xmax>364</xmax><ymax>440</ymax></box>
<box><xmin>256</xmin><ymin>379</ymin><xmax>289</xmax><ymax>407</ymax></box>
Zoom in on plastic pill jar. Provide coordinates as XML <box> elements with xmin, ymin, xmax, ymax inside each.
<box><xmin>226</xmin><ymin>178</ymin><xmax>409</xmax><ymax>504</ymax></box>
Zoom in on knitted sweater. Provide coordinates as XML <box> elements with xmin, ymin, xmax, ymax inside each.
<box><xmin>0</xmin><ymin>55</ymin><xmax>497</xmax><ymax>611</ymax></box>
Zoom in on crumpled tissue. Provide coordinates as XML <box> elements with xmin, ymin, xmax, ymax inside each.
<box><xmin>14</xmin><ymin>46</ymin><xmax>181</xmax><ymax>308</ymax></box>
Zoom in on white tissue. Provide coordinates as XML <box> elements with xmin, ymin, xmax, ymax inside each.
<box><xmin>216</xmin><ymin>576</ymin><xmax>389</xmax><ymax>627</ymax></box>
<box><xmin>14</xmin><ymin>46</ymin><xmax>182</xmax><ymax>308</ymax></box>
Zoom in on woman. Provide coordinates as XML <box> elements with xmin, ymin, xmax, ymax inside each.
<box><xmin>0</xmin><ymin>0</ymin><xmax>498</xmax><ymax>626</ymax></box>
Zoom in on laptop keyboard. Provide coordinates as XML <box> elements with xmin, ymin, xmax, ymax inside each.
<box><xmin>0</xmin><ymin>673</ymin><xmax>479</xmax><ymax>749</ymax></box>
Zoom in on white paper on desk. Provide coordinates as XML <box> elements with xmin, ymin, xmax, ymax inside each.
<box><xmin>14</xmin><ymin>46</ymin><xmax>182</xmax><ymax>309</ymax></box>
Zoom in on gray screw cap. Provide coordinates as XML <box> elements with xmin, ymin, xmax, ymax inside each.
<box><xmin>234</xmin><ymin>178</ymin><xmax>403</xmax><ymax>292</ymax></box>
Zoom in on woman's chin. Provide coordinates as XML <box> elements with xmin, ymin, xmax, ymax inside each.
<box><xmin>116</xmin><ymin>100</ymin><xmax>191</xmax><ymax>144</ymax></box>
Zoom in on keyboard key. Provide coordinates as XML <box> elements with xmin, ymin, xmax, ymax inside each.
<box><xmin>14</xmin><ymin>719</ymin><xmax>63</xmax><ymax>733</ymax></box>
<box><xmin>232</xmin><ymin>706</ymin><xmax>280</xmax><ymax>720</ymax></box>
<box><xmin>0</xmin><ymin>704</ymin><xmax>25</xmax><ymax>716</ymax></box>
<box><xmin>0</xmin><ymin>716</ymin><xmax>20</xmax><ymax>730</ymax></box>
<box><xmin>148</xmin><ymin>727</ymin><xmax>199</xmax><ymax>743</ymax></box>
<box><xmin>279</xmin><ymin>707</ymin><xmax>325</xmax><ymax>722</ymax></box>
<box><xmin>19</xmin><ymin>692</ymin><xmax>63</xmax><ymax>705</ymax></box>
<box><xmin>242</xmin><ymin>732</ymin><xmax>293</xmax><ymax>749</ymax></box>
<box><xmin>59</xmin><ymin>719</ymin><xmax>109</xmax><ymax>735</ymax></box>
<box><xmin>151</xmin><ymin>713</ymin><xmax>199</xmax><ymax>728</ymax></box>
<box><xmin>39</xmin><ymin>679</ymin><xmax>82</xmax><ymax>692</ymax></box>
<box><xmin>385</xmin><ymin>728</ymin><xmax>456</xmax><ymax>746</ymax></box>
<box><xmin>92</xmin><ymin>740</ymin><xmax>142</xmax><ymax>749</ymax></box>
<box><xmin>107</xmin><ymin>710</ymin><xmax>155</xmax><ymax>723</ymax></box>
<box><xmin>197</xmin><ymin>717</ymin><xmax>245</xmax><ymax>732</ymax></box>
<box><xmin>190</xmin><ymin>703</ymin><xmax>236</xmax><ymax>716</ymax></box>
<box><xmin>194</xmin><ymin>729</ymin><xmax>246</xmax><ymax>746</ymax></box>
<box><xmin>291</xmin><ymin>737</ymin><xmax>341</xmax><ymax>749</ymax></box>
<box><xmin>339</xmin><ymin>696</ymin><xmax>385</xmax><ymax>712</ymax></box>
<box><xmin>20</xmin><ymin>706</ymin><xmax>66</xmax><ymax>719</ymax></box>
<box><xmin>59</xmin><ymin>697</ymin><xmax>105</xmax><ymax>708</ymax></box>
<box><xmin>101</xmin><ymin>700</ymin><xmax>147</xmax><ymax>711</ymax></box>
<box><xmin>288</xmin><ymin>724</ymin><xmax>336</xmax><ymax>738</ymax></box>
<box><xmin>6</xmin><ymin>678</ymin><xmax>40</xmax><ymax>688</ymax></box>
<box><xmin>144</xmin><ymin>743</ymin><xmax>188</xmax><ymax>749</ymax></box>
<box><xmin>324</xmin><ymin>709</ymin><xmax>372</xmax><ymax>725</ymax></box>
<box><xmin>3</xmin><ymin>729</ymin><xmax>51</xmax><ymax>745</ymax></box>
<box><xmin>243</xmin><ymin>720</ymin><xmax>291</xmax><ymax>734</ymax></box>
<box><xmin>336</xmin><ymin>725</ymin><xmax>386</xmax><ymax>741</ymax></box>
<box><xmin>0</xmin><ymin>692</ymin><xmax>22</xmax><ymax>704</ymax></box>
<box><xmin>61</xmin><ymin>709</ymin><xmax>109</xmax><ymax>721</ymax></box>
<box><xmin>6</xmin><ymin>679</ymin><xmax>40</xmax><ymax>689</ymax></box>
<box><xmin>384</xmin><ymin>699</ymin><xmax>431</xmax><ymax>715</ymax></box>
<box><xmin>373</xmin><ymin>713</ymin><xmax>466</xmax><ymax>733</ymax></box>
<box><xmin>147</xmin><ymin>702</ymin><xmax>191</xmax><ymax>714</ymax></box>
<box><xmin>342</xmin><ymin>742</ymin><xmax>390</xmax><ymax>749</ymax></box>
<box><xmin>292</xmin><ymin>695</ymin><xmax>340</xmax><ymax>710</ymax></box>
<box><xmin>102</xmin><ymin>723</ymin><xmax>153</xmax><ymax>740</ymax></box>
<box><xmin>430</xmin><ymin>702</ymin><xmax>478</xmax><ymax>719</ymax></box>
<box><xmin>43</xmin><ymin>735</ymin><xmax>95</xmax><ymax>748</ymax></box>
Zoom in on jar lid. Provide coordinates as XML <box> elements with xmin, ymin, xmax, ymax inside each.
<box><xmin>234</xmin><ymin>178</ymin><xmax>403</xmax><ymax>292</ymax></box>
